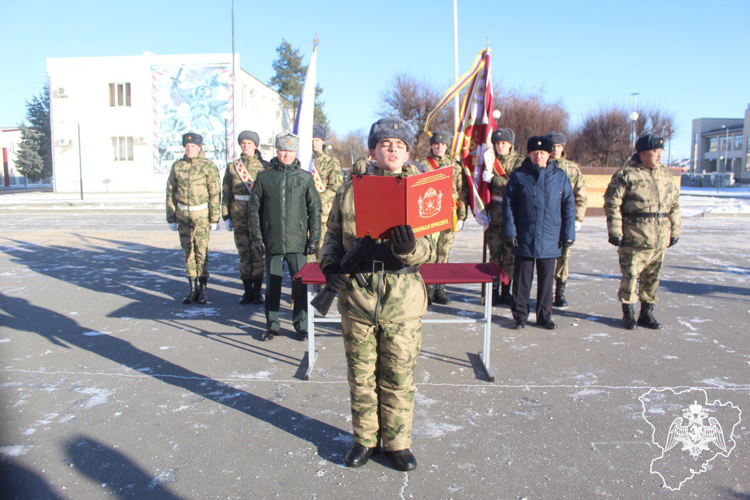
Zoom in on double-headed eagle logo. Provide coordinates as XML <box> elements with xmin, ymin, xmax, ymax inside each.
<box><xmin>665</xmin><ymin>401</ymin><xmax>727</xmax><ymax>459</ymax></box>
<box><xmin>418</xmin><ymin>187</ymin><xmax>443</xmax><ymax>218</ymax></box>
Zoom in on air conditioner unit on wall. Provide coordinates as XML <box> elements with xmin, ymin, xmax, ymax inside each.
<box><xmin>54</xmin><ymin>88</ymin><xmax>69</xmax><ymax>98</ymax></box>
<box><xmin>56</xmin><ymin>138</ymin><xmax>71</xmax><ymax>146</ymax></box>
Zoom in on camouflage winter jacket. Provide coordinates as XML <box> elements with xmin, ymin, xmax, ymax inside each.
<box><xmin>249</xmin><ymin>157</ymin><xmax>322</xmax><ymax>255</ymax></box>
<box><xmin>312</xmin><ymin>150</ymin><xmax>343</xmax><ymax>219</ymax></box>
<box><xmin>319</xmin><ymin>163</ymin><xmax>434</xmax><ymax>325</ymax></box>
<box><xmin>221</xmin><ymin>154</ymin><xmax>268</xmax><ymax>226</ymax></box>
<box><xmin>165</xmin><ymin>150</ymin><xmax>221</xmax><ymax>226</ymax></box>
<box><xmin>556</xmin><ymin>156</ymin><xmax>588</xmax><ymax>223</ymax></box>
<box><xmin>419</xmin><ymin>153</ymin><xmax>469</xmax><ymax>221</ymax></box>
<box><xmin>482</xmin><ymin>148</ymin><xmax>525</xmax><ymax>200</ymax></box>
<box><xmin>604</xmin><ymin>156</ymin><xmax>681</xmax><ymax>249</ymax></box>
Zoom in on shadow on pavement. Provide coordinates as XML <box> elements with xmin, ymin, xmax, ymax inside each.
<box><xmin>0</xmin><ymin>294</ymin><xmax>348</xmax><ymax>467</ymax></box>
<box><xmin>65</xmin><ymin>436</ymin><xmax>181</xmax><ymax>499</ymax></box>
<box><xmin>0</xmin><ymin>459</ymin><xmax>62</xmax><ymax>500</ymax></box>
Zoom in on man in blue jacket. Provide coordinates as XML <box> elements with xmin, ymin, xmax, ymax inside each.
<box><xmin>503</xmin><ymin>136</ymin><xmax>575</xmax><ymax>330</ymax></box>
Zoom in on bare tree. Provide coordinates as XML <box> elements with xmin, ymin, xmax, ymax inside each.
<box><xmin>378</xmin><ymin>73</ymin><xmax>453</xmax><ymax>160</ymax></box>
<box><xmin>492</xmin><ymin>85</ymin><xmax>569</xmax><ymax>155</ymax></box>
<box><xmin>567</xmin><ymin>104</ymin><xmax>676</xmax><ymax>167</ymax></box>
<box><xmin>327</xmin><ymin>129</ymin><xmax>369</xmax><ymax>171</ymax></box>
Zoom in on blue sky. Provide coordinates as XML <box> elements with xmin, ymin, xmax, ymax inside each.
<box><xmin>2</xmin><ymin>0</ymin><xmax>748</xmax><ymax>159</ymax></box>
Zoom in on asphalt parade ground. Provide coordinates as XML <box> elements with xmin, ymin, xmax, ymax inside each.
<box><xmin>0</xmin><ymin>200</ymin><xmax>748</xmax><ymax>498</ymax></box>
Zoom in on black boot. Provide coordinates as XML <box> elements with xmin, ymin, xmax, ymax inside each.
<box><xmin>491</xmin><ymin>283</ymin><xmax>501</xmax><ymax>306</ymax></box>
<box><xmin>426</xmin><ymin>285</ymin><xmax>435</xmax><ymax>306</ymax></box>
<box><xmin>554</xmin><ymin>279</ymin><xmax>568</xmax><ymax>308</ymax></box>
<box><xmin>252</xmin><ymin>279</ymin><xmax>264</xmax><ymax>304</ymax></box>
<box><xmin>637</xmin><ymin>302</ymin><xmax>661</xmax><ymax>329</ymax></box>
<box><xmin>182</xmin><ymin>277</ymin><xmax>195</xmax><ymax>304</ymax></box>
<box><xmin>238</xmin><ymin>279</ymin><xmax>254</xmax><ymax>305</ymax></box>
<box><xmin>344</xmin><ymin>443</ymin><xmax>379</xmax><ymax>468</ymax></box>
<box><xmin>386</xmin><ymin>449</ymin><xmax>417</xmax><ymax>472</ymax></box>
<box><xmin>499</xmin><ymin>283</ymin><xmax>513</xmax><ymax>306</ymax></box>
<box><xmin>622</xmin><ymin>303</ymin><xmax>636</xmax><ymax>330</ymax></box>
<box><xmin>195</xmin><ymin>277</ymin><xmax>208</xmax><ymax>304</ymax></box>
<box><xmin>433</xmin><ymin>285</ymin><xmax>451</xmax><ymax>305</ymax></box>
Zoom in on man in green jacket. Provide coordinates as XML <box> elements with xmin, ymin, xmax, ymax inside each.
<box><xmin>222</xmin><ymin>130</ymin><xmax>269</xmax><ymax>305</ymax></box>
<box><xmin>546</xmin><ymin>131</ymin><xmax>588</xmax><ymax>308</ymax></box>
<box><xmin>604</xmin><ymin>133</ymin><xmax>680</xmax><ymax>330</ymax></box>
<box><xmin>250</xmin><ymin>132</ymin><xmax>322</xmax><ymax>341</ymax></box>
<box><xmin>311</xmin><ymin>125</ymin><xmax>343</xmax><ymax>259</ymax></box>
<box><xmin>166</xmin><ymin>132</ymin><xmax>221</xmax><ymax>305</ymax></box>
<box><xmin>419</xmin><ymin>131</ymin><xmax>469</xmax><ymax>305</ymax></box>
<box><xmin>482</xmin><ymin>128</ymin><xmax>525</xmax><ymax>305</ymax></box>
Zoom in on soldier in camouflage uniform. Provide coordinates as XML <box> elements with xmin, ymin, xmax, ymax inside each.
<box><xmin>351</xmin><ymin>155</ymin><xmax>372</xmax><ymax>177</ymax></box>
<box><xmin>482</xmin><ymin>128</ymin><xmax>525</xmax><ymax>305</ymax></box>
<box><xmin>546</xmin><ymin>132</ymin><xmax>588</xmax><ymax>308</ymax></box>
<box><xmin>222</xmin><ymin>130</ymin><xmax>269</xmax><ymax>305</ymax></box>
<box><xmin>311</xmin><ymin>126</ymin><xmax>343</xmax><ymax>259</ymax></box>
<box><xmin>604</xmin><ymin>133</ymin><xmax>680</xmax><ymax>330</ymax></box>
<box><xmin>166</xmin><ymin>132</ymin><xmax>221</xmax><ymax>304</ymax></box>
<box><xmin>320</xmin><ymin>117</ymin><xmax>433</xmax><ymax>472</ymax></box>
<box><xmin>419</xmin><ymin>131</ymin><xmax>469</xmax><ymax>304</ymax></box>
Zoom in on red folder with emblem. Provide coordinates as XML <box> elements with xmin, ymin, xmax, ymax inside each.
<box><xmin>352</xmin><ymin>167</ymin><xmax>454</xmax><ymax>239</ymax></box>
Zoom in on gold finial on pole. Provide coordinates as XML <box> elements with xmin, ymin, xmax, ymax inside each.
<box><xmin>313</xmin><ymin>32</ymin><xmax>320</xmax><ymax>47</ymax></box>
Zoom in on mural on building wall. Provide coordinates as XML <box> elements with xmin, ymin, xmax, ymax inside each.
<box><xmin>151</xmin><ymin>64</ymin><xmax>234</xmax><ymax>174</ymax></box>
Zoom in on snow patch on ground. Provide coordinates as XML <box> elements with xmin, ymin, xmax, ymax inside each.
<box><xmin>0</xmin><ymin>445</ymin><xmax>31</xmax><ymax>457</ymax></box>
<box><xmin>175</xmin><ymin>308</ymin><xmax>220</xmax><ymax>318</ymax></box>
<box><xmin>76</xmin><ymin>388</ymin><xmax>113</xmax><ymax>408</ymax></box>
<box><xmin>568</xmin><ymin>388</ymin><xmax>606</xmax><ymax>398</ymax></box>
<box><xmin>419</xmin><ymin>422</ymin><xmax>463</xmax><ymax>438</ymax></box>
<box><xmin>0</xmin><ymin>338</ymin><xmax>10</xmax><ymax>343</ymax></box>
<box><xmin>82</xmin><ymin>331</ymin><xmax>108</xmax><ymax>336</ymax></box>
<box><xmin>235</xmin><ymin>371</ymin><xmax>272</xmax><ymax>380</ymax></box>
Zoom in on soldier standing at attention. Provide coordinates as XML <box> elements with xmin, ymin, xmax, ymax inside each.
<box><xmin>311</xmin><ymin>125</ymin><xmax>343</xmax><ymax>258</ymax></box>
<box><xmin>222</xmin><ymin>130</ymin><xmax>269</xmax><ymax>305</ymax></box>
<box><xmin>419</xmin><ymin>131</ymin><xmax>469</xmax><ymax>305</ymax></box>
<box><xmin>546</xmin><ymin>132</ymin><xmax>588</xmax><ymax>308</ymax></box>
<box><xmin>166</xmin><ymin>132</ymin><xmax>221</xmax><ymax>304</ymax></box>
<box><xmin>320</xmin><ymin>117</ymin><xmax>433</xmax><ymax>472</ymax></box>
<box><xmin>250</xmin><ymin>132</ymin><xmax>321</xmax><ymax>342</ymax></box>
<box><xmin>604</xmin><ymin>133</ymin><xmax>680</xmax><ymax>330</ymax></box>
<box><xmin>482</xmin><ymin>128</ymin><xmax>525</xmax><ymax>305</ymax></box>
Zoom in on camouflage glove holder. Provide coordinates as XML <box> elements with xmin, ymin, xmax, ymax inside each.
<box><xmin>504</xmin><ymin>236</ymin><xmax>518</xmax><ymax>248</ymax></box>
<box><xmin>304</xmin><ymin>239</ymin><xmax>318</xmax><ymax>255</ymax></box>
<box><xmin>390</xmin><ymin>225</ymin><xmax>416</xmax><ymax>254</ymax></box>
<box><xmin>608</xmin><ymin>236</ymin><xmax>622</xmax><ymax>247</ymax></box>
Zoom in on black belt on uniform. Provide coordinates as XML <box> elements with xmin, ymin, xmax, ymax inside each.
<box><xmin>622</xmin><ymin>212</ymin><xmax>669</xmax><ymax>219</ymax></box>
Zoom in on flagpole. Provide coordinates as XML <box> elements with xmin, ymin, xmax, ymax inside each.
<box><xmin>453</xmin><ymin>0</ymin><xmax>459</xmax><ymax>134</ymax></box>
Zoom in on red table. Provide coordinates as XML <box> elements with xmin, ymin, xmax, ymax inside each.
<box><xmin>294</xmin><ymin>262</ymin><xmax>508</xmax><ymax>381</ymax></box>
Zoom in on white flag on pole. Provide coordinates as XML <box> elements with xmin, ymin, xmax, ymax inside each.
<box><xmin>293</xmin><ymin>43</ymin><xmax>317</xmax><ymax>174</ymax></box>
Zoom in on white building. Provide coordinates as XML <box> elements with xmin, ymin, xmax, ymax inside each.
<box><xmin>0</xmin><ymin>127</ymin><xmax>24</xmax><ymax>187</ymax></box>
<box><xmin>47</xmin><ymin>52</ymin><xmax>291</xmax><ymax>193</ymax></box>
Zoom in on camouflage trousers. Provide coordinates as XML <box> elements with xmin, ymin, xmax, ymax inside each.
<box><xmin>554</xmin><ymin>246</ymin><xmax>572</xmax><ymax>281</ymax></box>
<box><xmin>617</xmin><ymin>247</ymin><xmax>665</xmax><ymax>304</ymax></box>
<box><xmin>432</xmin><ymin>228</ymin><xmax>455</xmax><ymax>263</ymax></box>
<box><xmin>341</xmin><ymin>315</ymin><xmax>422</xmax><ymax>452</ymax></box>
<box><xmin>178</xmin><ymin>224</ymin><xmax>211</xmax><ymax>278</ymax></box>
<box><xmin>232</xmin><ymin>224</ymin><xmax>265</xmax><ymax>280</ymax></box>
<box><xmin>485</xmin><ymin>223</ymin><xmax>515</xmax><ymax>280</ymax></box>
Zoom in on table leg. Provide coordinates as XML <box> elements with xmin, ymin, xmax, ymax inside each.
<box><xmin>304</xmin><ymin>283</ymin><xmax>318</xmax><ymax>380</ymax></box>
<box><xmin>479</xmin><ymin>282</ymin><xmax>495</xmax><ymax>382</ymax></box>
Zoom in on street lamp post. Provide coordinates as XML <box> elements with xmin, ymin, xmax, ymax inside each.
<box><xmin>630</xmin><ymin>92</ymin><xmax>639</xmax><ymax>151</ymax></box>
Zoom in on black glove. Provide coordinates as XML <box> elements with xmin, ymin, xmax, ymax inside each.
<box><xmin>253</xmin><ymin>238</ymin><xmax>266</xmax><ymax>253</ymax></box>
<box><xmin>304</xmin><ymin>239</ymin><xmax>318</xmax><ymax>255</ymax></box>
<box><xmin>560</xmin><ymin>239</ymin><xmax>574</xmax><ymax>248</ymax></box>
<box><xmin>323</xmin><ymin>264</ymin><xmax>351</xmax><ymax>291</ymax></box>
<box><xmin>668</xmin><ymin>237</ymin><xmax>679</xmax><ymax>248</ymax></box>
<box><xmin>504</xmin><ymin>236</ymin><xmax>518</xmax><ymax>248</ymax></box>
<box><xmin>391</xmin><ymin>225</ymin><xmax>416</xmax><ymax>254</ymax></box>
<box><xmin>608</xmin><ymin>236</ymin><xmax>622</xmax><ymax>247</ymax></box>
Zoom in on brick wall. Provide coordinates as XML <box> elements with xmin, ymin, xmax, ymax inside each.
<box><xmin>581</xmin><ymin>167</ymin><xmax>682</xmax><ymax>216</ymax></box>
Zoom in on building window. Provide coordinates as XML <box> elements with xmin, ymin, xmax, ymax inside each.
<box><xmin>705</xmin><ymin>137</ymin><xmax>717</xmax><ymax>153</ymax></box>
<box><xmin>735</xmin><ymin>135</ymin><xmax>743</xmax><ymax>151</ymax></box>
<box><xmin>719</xmin><ymin>136</ymin><xmax>727</xmax><ymax>153</ymax></box>
<box><xmin>109</xmin><ymin>83</ymin><xmax>131</xmax><ymax>107</ymax></box>
<box><xmin>112</xmin><ymin>137</ymin><xmax>134</xmax><ymax>161</ymax></box>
